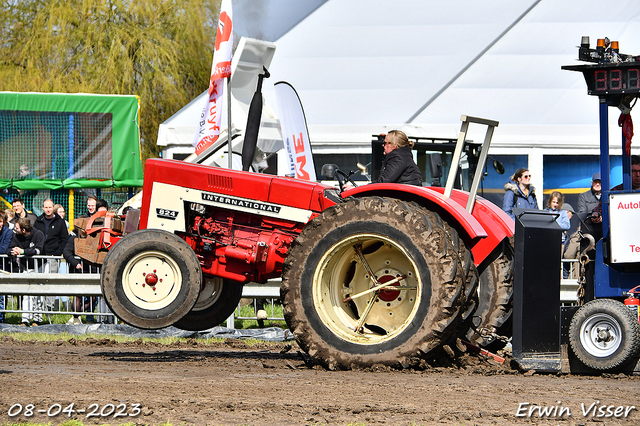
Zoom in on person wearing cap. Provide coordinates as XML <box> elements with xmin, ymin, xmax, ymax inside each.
<box><xmin>562</xmin><ymin>203</ymin><xmax>576</xmax><ymax>220</ymax></box>
<box><xmin>576</xmin><ymin>172</ymin><xmax>602</xmax><ymax>214</ymax></box>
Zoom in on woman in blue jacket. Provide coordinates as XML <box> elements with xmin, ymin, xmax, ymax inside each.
<box><xmin>0</xmin><ymin>210</ymin><xmax>12</xmax><ymax>257</ymax></box>
<box><xmin>503</xmin><ymin>168</ymin><xmax>539</xmax><ymax>220</ymax></box>
<box><xmin>0</xmin><ymin>210</ymin><xmax>12</xmax><ymax>323</ymax></box>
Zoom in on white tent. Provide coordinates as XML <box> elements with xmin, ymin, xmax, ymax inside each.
<box><xmin>158</xmin><ymin>0</ymin><xmax>640</xmax><ymax>195</ymax></box>
<box><xmin>259</xmin><ymin>0</ymin><xmax>640</xmax><ymax>148</ymax></box>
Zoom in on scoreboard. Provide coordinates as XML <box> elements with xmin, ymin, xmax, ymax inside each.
<box><xmin>562</xmin><ymin>37</ymin><xmax>640</xmax><ymax>105</ymax></box>
<box><xmin>562</xmin><ymin>62</ymin><xmax>640</xmax><ymax>96</ymax></box>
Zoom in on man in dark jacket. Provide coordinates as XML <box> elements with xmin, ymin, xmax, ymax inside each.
<box><xmin>8</xmin><ymin>217</ymin><xmax>45</xmax><ymax>269</ymax></box>
<box><xmin>34</xmin><ymin>198</ymin><xmax>68</xmax><ymax>260</ymax></box>
<box><xmin>34</xmin><ymin>198</ymin><xmax>69</xmax><ymax>311</ymax></box>
<box><xmin>576</xmin><ymin>172</ymin><xmax>602</xmax><ymax>214</ymax></box>
<box><xmin>590</xmin><ymin>156</ymin><xmax>640</xmax><ymax>223</ymax></box>
<box><xmin>9</xmin><ymin>217</ymin><xmax>45</xmax><ymax>325</ymax></box>
<box><xmin>374</xmin><ymin>130</ymin><xmax>422</xmax><ymax>186</ymax></box>
<box><xmin>564</xmin><ymin>172</ymin><xmax>602</xmax><ymax>271</ymax></box>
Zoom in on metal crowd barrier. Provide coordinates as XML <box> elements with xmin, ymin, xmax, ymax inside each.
<box><xmin>0</xmin><ymin>253</ymin><xmax>582</xmax><ymax>326</ymax></box>
<box><xmin>0</xmin><ymin>255</ymin><xmax>282</xmax><ymax>328</ymax></box>
<box><xmin>228</xmin><ymin>281</ymin><xmax>283</xmax><ymax>328</ymax></box>
<box><xmin>0</xmin><ymin>254</ymin><xmax>110</xmax><ymax>324</ymax></box>
<box><xmin>561</xmin><ymin>258</ymin><xmax>580</xmax><ymax>304</ymax></box>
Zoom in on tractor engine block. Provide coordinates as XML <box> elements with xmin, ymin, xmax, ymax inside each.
<box><xmin>178</xmin><ymin>202</ymin><xmax>303</xmax><ymax>284</ymax></box>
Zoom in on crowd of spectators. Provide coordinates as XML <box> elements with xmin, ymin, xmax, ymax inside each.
<box><xmin>0</xmin><ymin>194</ymin><xmax>114</xmax><ymax>325</ymax></box>
<box><xmin>501</xmin><ymin>161</ymin><xmax>640</xmax><ymax>279</ymax></box>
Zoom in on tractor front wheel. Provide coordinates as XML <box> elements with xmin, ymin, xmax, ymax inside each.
<box><xmin>101</xmin><ymin>229</ymin><xmax>201</xmax><ymax>329</ymax></box>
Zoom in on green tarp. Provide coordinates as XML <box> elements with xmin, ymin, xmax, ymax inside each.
<box><xmin>0</xmin><ymin>92</ymin><xmax>143</xmax><ymax>189</ymax></box>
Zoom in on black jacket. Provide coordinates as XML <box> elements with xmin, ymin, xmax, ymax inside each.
<box><xmin>375</xmin><ymin>146</ymin><xmax>422</xmax><ymax>186</ymax></box>
<box><xmin>34</xmin><ymin>213</ymin><xmax>69</xmax><ymax>256</ymax></box>
<box><xmin>8</xmin><ymin>228</ymin><xmax>45</xmax><ymax>270</ymax></box>
<box><xmin>9</xmin><ymin>211</ymin><xmax>37</xmax><ymax>228</ymax></box>
<box><xmin>63</xmin><ymin>234</ymin><xmax>100</xmax><ymax>272</ymax></box>
<box><xmin>576</xmin><ymin>188</ymin><xmax>601</xmax><ymax>214</ymax></box>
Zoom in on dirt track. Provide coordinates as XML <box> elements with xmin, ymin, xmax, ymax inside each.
<box><xmin>1</xmin><ymin>336</ymin><xmax>639</xmax><ymax>425</ymax></box>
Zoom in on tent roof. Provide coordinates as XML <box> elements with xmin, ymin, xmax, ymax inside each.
<box><xmin>259</xmin><ymin>0</ymin><xmax>640</xmax><ymax>149</ymax></box>
<box><xmin>160</xmin><ymin>0</ymin><xmax>640</xmax><ymax>154</ymax></box>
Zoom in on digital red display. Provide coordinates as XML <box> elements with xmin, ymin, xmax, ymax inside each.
<box><xmin>592</xmin><ymin>68</ymin><xmax>639</xmax><ymax>92</ymax></box>
<box><xmin>563</xmin><ymin>62</ymin><xmax>640</xmax><ymax>101</ymax></box>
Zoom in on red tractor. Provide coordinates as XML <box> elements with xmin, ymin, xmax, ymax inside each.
<box><xmin>99</xmin><ymin>116</ymin><xmax>514</xmax><ymax>369</ymax></box>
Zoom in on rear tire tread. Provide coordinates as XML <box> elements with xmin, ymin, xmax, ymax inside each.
<box><xmin>282</xmin><ymin>196</ymin><xmax>466</xmax><ymax>369</ymax></box>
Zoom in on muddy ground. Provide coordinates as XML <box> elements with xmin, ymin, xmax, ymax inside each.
<box><xmin>1</xmin><ymin>336</ymin><xmax>639</xmax><ymax>426</ymax></box>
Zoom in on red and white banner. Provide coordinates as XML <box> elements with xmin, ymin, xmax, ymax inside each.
<box><xmin>193</xmin><ymin>0</ymin><xmax>233</xmax><ymax>156</ymax></box>
<box><xmin>274</xmin><ymin>82</ymin><xmax>316</xmax><ymax>181</ymax></box>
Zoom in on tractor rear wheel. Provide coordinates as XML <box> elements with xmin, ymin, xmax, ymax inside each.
<box><xmin>281</xmin><ymin>197</ymin><xmax>466</xmax><ymax>369</ymax></box>
<box><xmin>174</xmin><ymin>277</ymin><xmax>243</xmax><ymax>331</ymax></box>
<box><xmin>439</xmin><ymin>216</ymin><xmax>479</xmax><ymax>333</ymax></box>
<box><xmin>101</xmin><ymin>229</ymin><xmax>201</xmax><ymax>329</ymax></box>
<box><xmin>569</xmin><ymin>298</ymin><xmax>640</xmax><ymax>371</ymax></box>
<box><xmin>465</xmin><ymin>238</ymin><xmax>514</xmax><ymax>350</ymax></box>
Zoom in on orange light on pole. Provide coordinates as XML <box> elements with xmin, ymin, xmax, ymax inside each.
<box><xmin>611</xmin><ymin>41</ymin><xmax>619</xmax><ymax>53</ymax></box>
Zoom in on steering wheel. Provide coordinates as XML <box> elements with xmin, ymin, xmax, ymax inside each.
<box><xmin>334</xmin><ymin>169</ymin><xmax>358</xmax><ymax>192</ymax></box>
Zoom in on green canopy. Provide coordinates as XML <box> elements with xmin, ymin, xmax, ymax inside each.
<box><xmin>0</xmin><ymin>92</ymin><xmax>143</xmax><ymax>189</ymax></box>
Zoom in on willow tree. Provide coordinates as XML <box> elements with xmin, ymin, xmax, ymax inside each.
<box><xmin>0</xmin><ymin>0</ymin><xmax>220</xmax><ymax>160</ymax></box>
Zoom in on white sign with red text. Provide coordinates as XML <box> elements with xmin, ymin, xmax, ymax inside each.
<box><xmin>192</xmin><ymin>0</ymin><xmax>233</xmax><ymax>156</ymax></box>
<box><xmin>609</xmin><ymin>193</ymin><xmax>640</xmax><ymax>263</ymax></box>
<box><xmin>275</xmin><ymin>82</ymin><xmax>316</xmax><ymax>181</ymax></box>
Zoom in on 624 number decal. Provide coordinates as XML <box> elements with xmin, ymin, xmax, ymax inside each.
<box><xmin>156</xmin><ymin>208</ymin><xmax>178</xmax><ymax>220</ymax></box>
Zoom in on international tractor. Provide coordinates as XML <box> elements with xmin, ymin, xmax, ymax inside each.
<box><xmin>91</xmin><ymin>115</ymin><xmax>514</xmax><ymax>369</ymax></box>
<box><xmin>85</xmin><ymin>37</ymin><xmax>640</xmax><ymax>373</ymax></box>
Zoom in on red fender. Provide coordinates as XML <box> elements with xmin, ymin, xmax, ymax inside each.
<box><xmin>344</xmin><ymin>184</ymin><xmax>514</xmax><ymax>266</ymax></box>
<box><xmin>430</xmin><ymin>187</ymin><xmax>514</xmax><ymax>265</ymax></box>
